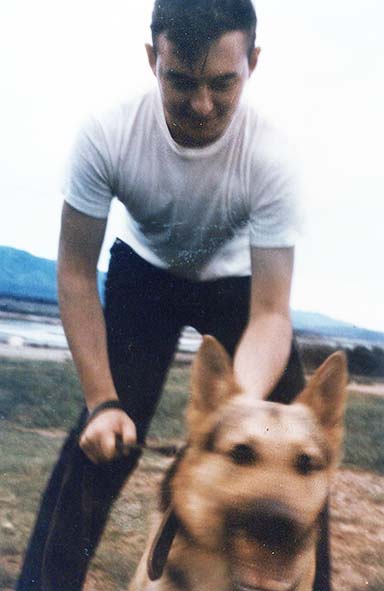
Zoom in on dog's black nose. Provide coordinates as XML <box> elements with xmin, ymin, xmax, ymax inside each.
<box><xmin>227</xmin><ymin>499</ymin><xmax>302</xmax><ymax>552</ymax></box>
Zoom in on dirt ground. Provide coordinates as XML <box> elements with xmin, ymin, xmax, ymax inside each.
<box><xmin>331</xmin><ymin>469</ymin><xmax>384</xmax><ymax>590</ymax></box>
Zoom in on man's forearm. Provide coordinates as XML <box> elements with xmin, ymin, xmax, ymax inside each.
<box><xmin>233</xmin><ymin>312</ymin><xmax>292</xmax><ymax>399</ymax></box>
<box><xmin>58</xmin><ymin>272</ymin><xmax>118</xmax><ymax>410</ymax></box>
<box><xmin>56</xmin><ymin>204</ymin><xmax>137</xmax><ymax>462</ymax></box>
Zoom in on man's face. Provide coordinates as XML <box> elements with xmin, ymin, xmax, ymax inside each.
<box><xmin>146</xmin><ymin>31</ymin><xmax>260</xmax><ymax>147</ymax></box>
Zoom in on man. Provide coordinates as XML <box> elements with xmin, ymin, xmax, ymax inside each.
<box><xmin>17</xmin><ymin>1</ymin><xmax>330</xmax><ymax>590</ymax></box>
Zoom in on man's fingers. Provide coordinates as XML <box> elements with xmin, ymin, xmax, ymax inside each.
<box><xmin>99</xmin><ymin>431</ymin><xmax>119</xmax><ymax>462</ymax></box>
<box><xmin>84</xmin><ymin>449</ymin><xmax>100</xmax><ymax>464</ymax></box>
<box><xmin>78</xmin><ymin>408</ymin><xmax>138</xmax><ymax>463</ymax></box>
<box><xmin>79</xmin><ymin>432</ymin><xmax>101</xmax><ymax>464</ymax></box>
<box><xmin>120</xmin><ymin>415</ymin><xmax>138</xmax><ymax>456</ymax></box>
<box><xmin>80</xmin><ymin>432</ymin><xmax>119</xmax><ymax>463</ymax></box>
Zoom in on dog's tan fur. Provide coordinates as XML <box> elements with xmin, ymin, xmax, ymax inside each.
<box><xmin>129</xmin><ymin>336</ymin><xmax>348</xmax><ymax>591</ymax></box>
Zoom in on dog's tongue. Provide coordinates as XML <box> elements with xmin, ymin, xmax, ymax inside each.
<box><xmin>230</xmin><ymin>538</ymin><xmax>295</xmax><ymax>591</ymax></box>
<box><xmin>233</xmin><ymin>567</ymin><xmax>293</xmax><ymax>591</ymax></box>
<box><xmin>232</xmin><ymin>565</ymin><xmax>293</xmax><ymax>591</ymax></box>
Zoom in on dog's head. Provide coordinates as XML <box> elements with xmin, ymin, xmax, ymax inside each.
<box><xmin>171</xmin><ymin>336</ymin><xmax>348</xmax><ymax>591</ymax></box>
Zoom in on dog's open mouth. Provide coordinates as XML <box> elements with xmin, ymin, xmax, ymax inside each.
<box><xmin>228</xmin><ymin>535</ymin><xmax>303</xmax><ymax>591</ymax></box>
<box><xmin>230</xmin><ymin>560</ymin><xmax>298</xmax><ymax>591</ymax></box>
<box><xmin>228</xmin><ymin>539</ymin><xmax>301</xmax><ymax>591</ymax></box>
<box><xmin>226</xmin><ymin>503</ymin><xmax>306</xmax><ymax>591</ymax></box>
<box><xmin>232</xmin><ymin>584</ymin><xmax>297</xmax><ymax>591</ymax></box>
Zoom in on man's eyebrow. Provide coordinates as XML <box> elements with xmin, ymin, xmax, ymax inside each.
<box><xmin>210</xmin><ymin>73</ymin><xmax>238</xmax><ymax>83</ymax></box>
<box><xmin>165</xmin><ymin>70</ymin><xmax>197</xmax><ymax>82</ymax></box>
<box><xmin>164</xmin><ymin>70</ymin><xmax>238</xmax><ymax>83</ymax></box>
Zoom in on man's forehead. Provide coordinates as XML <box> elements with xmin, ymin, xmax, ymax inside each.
<box><xmin>155</xmin><ymin>30</ymin><xmax>250</xmax><ymax>75</ymax></box>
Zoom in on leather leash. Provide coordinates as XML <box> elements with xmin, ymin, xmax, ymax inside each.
<box><xmin>147</xmin><ymin>505</ymin><xmax>179</xmax><ymax>580</ymax></box>
<box><xmin>126</xmin><ymin>442</ymin><xmax>180</xmax><ymax>457</ymax></box>
<box><xmin>130</xmin><ymin>441</ymin><xmax>180</xmax><ymax>580</ymax></box>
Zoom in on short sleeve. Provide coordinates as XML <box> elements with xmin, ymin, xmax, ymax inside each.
<box><xmin>62</xmin><ymin>118</ymin><xmax>114</xmax><ymax>219</ymax></box>
<box><xmin>247</xmin><ymin>129</ymin><xmax>303</xmax><ymax>248</ymax></box>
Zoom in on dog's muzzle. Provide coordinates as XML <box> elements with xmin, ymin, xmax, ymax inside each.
<box><xmin>225</xmin><ymin>499</ymin><xmax>308</xmax><ymax>591</ymax></box>
<box><xmin>226</xmin><ymin>498</ymin><xmax>306</xmax><ymax>554</ymax></box>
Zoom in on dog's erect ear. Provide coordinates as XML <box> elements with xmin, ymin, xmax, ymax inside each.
<box><xmin>295</xmin><ymin>351</ymin><xmax>348</xmax><ymax>452</ymax></box>
<box><xmin>190</xmin><ymin>336</ymin><xmax>241</xmax><ymax>420</ymax></box>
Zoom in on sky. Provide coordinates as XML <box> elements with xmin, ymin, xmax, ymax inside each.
<box><xmin>1</xmin><ymin>0</ymin><xmax>383</xmax><ymax>331</ymax></box>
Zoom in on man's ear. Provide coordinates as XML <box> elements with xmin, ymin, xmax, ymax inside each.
<box><xmin>248</xmin><ymin>46</ymin><xmax>261</xmax><ymax>76</ymax></box>
<box><xmin>145</xmin><ymin>43</ymin><xmax>157</xmax><ymax>76</ymax></box>
<box><xmin>190</xmin><ymin>336</ymin><xmax>241</xmax><ymax>420</ymax></box>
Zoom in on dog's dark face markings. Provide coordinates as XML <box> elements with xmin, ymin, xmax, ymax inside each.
<box><xmin>164</xmin><ymin>336</ymin><xmax>347</xmax><ymax>591</ymax></box>
<box><xmin>201</xmin><ymin>404</ymin><xmax>332</xmax><ymax>477</ymax></box>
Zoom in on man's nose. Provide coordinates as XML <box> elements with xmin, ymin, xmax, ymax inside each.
<box><xmin>190</xmin><ymin>85</ymin><xmax>214</xmax><ymax>118</ymax></box>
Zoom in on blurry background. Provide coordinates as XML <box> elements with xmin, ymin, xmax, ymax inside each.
<box><xmin>1</xmin><ymin>5</ymin><xmax>384</xmax><ymax>590</ymax></box>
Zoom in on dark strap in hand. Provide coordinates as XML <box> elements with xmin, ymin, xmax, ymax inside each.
<box><xmin>147</xmin><ymin>505</ymin><xmax>179</xmax><ymax>581</ymax></box>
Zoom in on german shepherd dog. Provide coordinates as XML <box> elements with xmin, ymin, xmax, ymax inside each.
<box><xmin>129</xmin><ymin>336</ymin><xmax>348</xmax><ymax>591</ymax></box>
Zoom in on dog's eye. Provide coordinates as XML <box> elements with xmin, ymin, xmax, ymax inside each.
<box><xmin>295</xmin><ymin>453</ymin><xmax>316</xmax><ymax>475</ymax></box>
<box><xmin>229</xmin><ymin>444</ymin><xmax>257</xmax><ymax>465</ymax></box>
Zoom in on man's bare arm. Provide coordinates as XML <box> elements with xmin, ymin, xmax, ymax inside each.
<box><xmin>58</xmin><ymin>202</ymin><xmax>136</xmax><ymax>462</ymax></box>
<box><xmin>233</xmin><ymin>246</ymin><xmax>294</xmax><ymax>398</ymax></box>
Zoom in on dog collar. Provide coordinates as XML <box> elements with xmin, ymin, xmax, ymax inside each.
<box><xmin>147</xmin><ymin>505</ymin><xmax>179</xmax><ymax>581</ymax></box>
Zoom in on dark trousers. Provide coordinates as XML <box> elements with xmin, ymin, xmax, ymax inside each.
<box><xmin>17</xmin><ymin>240</ymin><xmax>331</xmax><ymax>591</ymax></box>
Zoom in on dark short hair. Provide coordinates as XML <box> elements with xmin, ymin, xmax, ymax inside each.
<box><xmin>151</xmin><ymin>0</ymin><xmax>257</xmax><ymax>64</ymax></box>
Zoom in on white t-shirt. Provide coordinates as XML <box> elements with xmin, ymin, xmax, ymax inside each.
<box><xmin>63</xmin><ymin>88</ymin><xmax>301</xmax><ymax>281</ymax></box>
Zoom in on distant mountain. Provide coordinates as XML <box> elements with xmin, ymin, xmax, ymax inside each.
<box><xmin>0</xmin><ymin>246</ymin><xmax>105</xmax><ymax>306</ymax></box>
<box><xmin>0</xmin><ymin>246</ymin><xmax>57</xmax><ymax>302</ymax></box>
<box><xmin>292</xmin><ymin>310</ymin><xmax>384</xmax><ymax>346</ymax></box>
<box><xmin>1</xmin><ymin>245</ymin><xmax>383</xmax><ymax>345</ymax></box>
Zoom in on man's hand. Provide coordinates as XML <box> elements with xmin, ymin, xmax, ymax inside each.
<box><xmin>79</xmin><ymin>409</ymin><xmax>137</xmax><ymax>464</ymax></box>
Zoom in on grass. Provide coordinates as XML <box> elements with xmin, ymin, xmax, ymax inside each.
<box><xmin>343</xmin><ymin>389</ymin><xmax>384</xmax><ymax>474</ymax></box>
<box><xmin>0</xmin><ymin>357</ymin><xmax>83</xmax><ymax>429</ymax></box>
<box><xmin>0</xmin><ymin>357</ymin><xmax>384</xmax><ymax>590</ymax></box>
<box><xmin>1</xmin><ymin>357</ymin><xmax>383</xmax><ymax>472</ymax></box>
<box><xmin>0</xmin><ymin>357</ymin><xmax>190</xmax><ymax>436</ymax></box>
